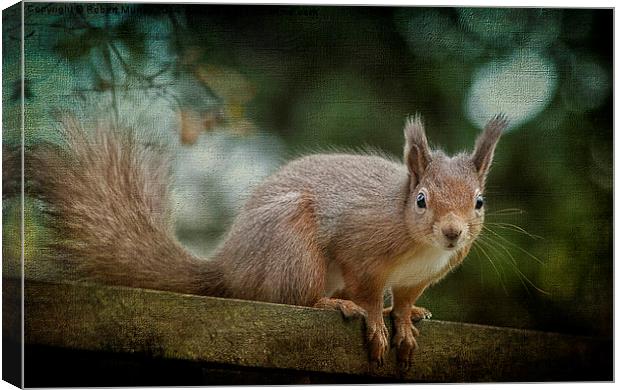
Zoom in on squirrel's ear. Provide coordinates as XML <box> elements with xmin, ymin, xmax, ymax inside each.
<box><xmin>471</xmin><ymin>114</ymin><xmax>507</xmax><ymax>185</ymax></box>
<box><xmin>403</xmin><ymin>114</ymin><xmax>431</xmax><ymax>187</ymax></box>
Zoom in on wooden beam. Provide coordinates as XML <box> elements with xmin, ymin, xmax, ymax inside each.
<box><xmin>4</xmin><ymin>278</ymin><xmax>611</xmax><ymax>382</ymax></box>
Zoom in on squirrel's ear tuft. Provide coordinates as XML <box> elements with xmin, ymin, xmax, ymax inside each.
<box><xmin>471</xmin><ymin>114</ymin><xmax>508</xmax><ymax>185</ymax></box>
<box><xmin>403</xmin><ymin>114</ymin><xmax>431</xmax><ymax>188</ymax></box>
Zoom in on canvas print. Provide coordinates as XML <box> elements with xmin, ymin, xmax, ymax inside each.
<box><xmin>1</xmin><ymin>2</ymin><xmax>613</xmax><ymax>386</ymax></box>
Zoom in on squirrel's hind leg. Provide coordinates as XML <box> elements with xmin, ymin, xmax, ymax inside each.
<box><xmin>216</xmin><ymin>191</ymin><xmax>330</xmax><ymax>306</ymax></box>
<box><xmin>313</xmin><ymin>297</ymin><xmax>367</xmax><ymax>320</ymax></box>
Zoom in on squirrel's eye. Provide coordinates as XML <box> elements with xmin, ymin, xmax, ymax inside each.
<box><xmin>416</xmin><ymin>193</ymin><xmax>426</xmax><ymax>209</ymax></box>
<box><xmin>475</xmin><ymin>194</ymin><xmax>484</xmax><ymax>210</ymax></box>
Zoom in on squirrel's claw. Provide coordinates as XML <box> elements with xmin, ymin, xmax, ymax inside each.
<box><xmin>392</xmin><ymin>322</ymin><xmax>419</xmax><ymax>371</ymax></box>
<box><xmin>367</xmin><ymin>321</ymin><xmax>389</xmax><ymax>366</ymax></box>
<box><xmin>411</xmin><ymin>305</ymin><xmax>432</xmax><ymax>322</ymax></box>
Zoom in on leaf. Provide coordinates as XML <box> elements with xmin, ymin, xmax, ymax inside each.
<box><xmin>178</xmin><ymin>109</ymin><xmax>203</xmax><ymax>145</ymax></box>
<box><xmin>195</xmin><ymin>65</ymin><xmax>256</xmax><ymax>104</ymax></box>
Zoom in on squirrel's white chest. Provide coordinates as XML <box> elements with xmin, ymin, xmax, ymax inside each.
<box><xmin>385</xmin><ymin>246</ymin><xmax>453</xmax><ymax>288</ymax></box>
<box><xmin>324</xmin><ymin>246</ymin><xmax>454</xmax><ymax>297</ymax></box>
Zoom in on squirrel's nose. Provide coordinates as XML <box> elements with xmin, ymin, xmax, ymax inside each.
<box><xmin>442</xmin><ymin>226</ymin><xmax>462</xmax><ymax>242</ymax></box>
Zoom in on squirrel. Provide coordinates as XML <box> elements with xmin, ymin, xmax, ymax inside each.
<box><xmin>28</xmin><ymin>113</ymin><xmax>506</xmax><ymax>368</ymax></box>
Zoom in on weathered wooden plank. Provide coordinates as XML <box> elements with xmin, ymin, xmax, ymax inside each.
<box><xmin>5</xmin><ymin>278</ymin><xmax>611</xmax><ymax>382</ymax></box>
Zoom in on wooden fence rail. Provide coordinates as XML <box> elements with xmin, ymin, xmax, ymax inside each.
<box><xmin>2</xmin><ymin>278</ymin><xmax>613</xmax><ymax>385</ymax></box>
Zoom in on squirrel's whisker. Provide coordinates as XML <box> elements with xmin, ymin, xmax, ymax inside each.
<box><xmin>484</xmin><ymin>222</ymin><xmax>543</xmax><ymax>240</ymax></box>
<box><xmin>485</xmin><ymin>208</ymin><xmax>525</xmax><ymax>216</ymax></box>
<box><xmin>476</xmin><ymin>235</ymin><xmax>533</xmax><ymax>296</ymax></box>
<box><xmin>476</xmin><ymin>233</ymin><xmax>550</xmax><ymax>296</ymax></box>
<box><xmin>470</xmin><ymin>245</ymin><xmax>486</xmax><ymax>287</ymax></box>
<box><xmin>482</xmin><ymin>226</ymin><xmax>545</xmax><ymax>265</ymax></box>
<box><xmin>471</xmin><ymin>240</ymin><xmax>509</xmax><ymax>295</ymax></box>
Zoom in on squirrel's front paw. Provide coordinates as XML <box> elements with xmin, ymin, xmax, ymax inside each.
<box><xmin>313</xmin><ymin>298</ymin><xmax>367</xmax><ymax>320</ymax></box>
<box><xmin>392</xmin><ymin>322</ymin><xmax>419</xmax><ymax>370</ymax></box>
<box><xmin>386</xmin><ymin>305</ymin><xmax>432</xmax><ymax>322</ymax></box>
<box><xmin>367</xmin><ymin>321</ymin><xmax>389</xmax><ymax>366</ymax></box>
<box><xmin>411</xmin><ymin>305</ymin><xmax>432</xmax><ymax>322</ymax></box>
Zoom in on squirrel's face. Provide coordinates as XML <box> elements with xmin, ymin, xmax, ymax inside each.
<box><xmin>402</xmin><ymin>114</ymin><xmax>507</xmax><ymax>252</ymax></box>
<box><xmin>406</xmin><ymin>155</ymin><xmax>485</xmax><ymax>251</ymax></box>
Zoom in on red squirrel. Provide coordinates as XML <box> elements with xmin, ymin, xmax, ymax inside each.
<box><xmin>30</xmin><ymin>113</ymin><xmax>506</xmax><ymax>367</ymax></box>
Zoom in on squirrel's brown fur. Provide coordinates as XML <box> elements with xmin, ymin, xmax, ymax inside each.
<box><xmin>29</xmin><ymin>113</ymin><xmax>506</xmax><ymax>366</ymax></box>
<box><xmin>28</xmin><ymin>116</ymin><xmax>227</xmax><ymax>296</ymax></box>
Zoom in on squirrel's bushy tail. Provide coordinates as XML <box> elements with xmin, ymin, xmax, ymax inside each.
<box><xmin>28</xmin><ymin>115</ymin><xmax>226</xmax><ymax>296</ymax></box>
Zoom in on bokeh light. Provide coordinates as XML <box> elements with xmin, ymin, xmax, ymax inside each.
<box><xmin>465</xmin><ymin>50</ymin><xmax>558</xmax><ymax>130</ymax></box>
